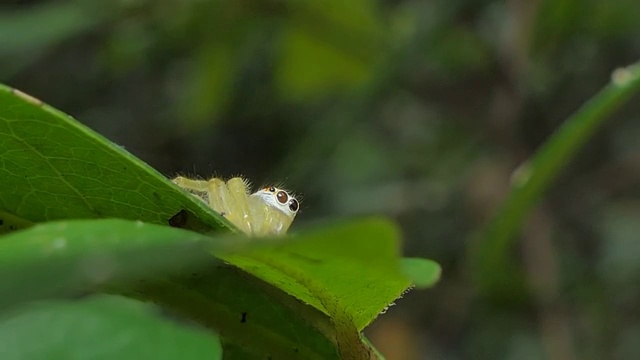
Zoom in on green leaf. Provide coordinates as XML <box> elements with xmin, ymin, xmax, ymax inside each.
<box><xmin>0</xmin><ymin>295</ymin><xmax>223</xmax><ymax>360</ymax></box>
<box><xmin>0</xmin><ymin>218</ymin><xmax>231</xmax><ymax>309</ymax></box>
<box><xmin>0</xmin><ymin>85</ymin><xmax>229</xmax><ymax>233</ymax></box>
<box><xmin>0</xmin><ymin>218</ymin><xmax>342</xmax><ymax>358</ymax></box>
<box><xmin>471</xmin><ymin>62</ymin><xmax>640</xmax><ymax>298</ymax></box>
<box><xmin>0</xmin><ymin>216</ymin><xmax>397</xmax><ymax>358</ymax></box>
<box><xmin>139</xmin><ymin>265</ymin><xmax>344</xmax><ymax>359</ymax></box>
<box><xmin>221</xmin><ymin>218</ymin><xmax>411</xmax><ymax>331</ymax></box>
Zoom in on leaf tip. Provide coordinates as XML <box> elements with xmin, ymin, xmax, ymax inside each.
<box><xmin>401</xmin><ymin>257</ymin><xmax>442</xmax><ymax>289</ymax></box>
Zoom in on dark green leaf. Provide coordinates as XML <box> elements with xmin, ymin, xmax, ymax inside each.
<box><xmin>0</xmin><ymin>85</ymin><xmax>229</xmax><ymax>233</ymax></box>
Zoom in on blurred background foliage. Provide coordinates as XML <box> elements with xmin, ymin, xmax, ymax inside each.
<box><xmin>2</xmin><ymin>0</ymin><xmax>640</xmax><ymax>359</ymax></box>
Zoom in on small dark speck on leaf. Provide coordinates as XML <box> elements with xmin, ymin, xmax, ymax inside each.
<box><xmin>9</xmin><ymin>225</ymin><xmax>16</xmax><ymax>230</ymax></box>
<box><xmin>0</xmin><ymin>219</ymin><xmax>3</xmax><ymax>226</ymax></box>
<box><xmin>169</xmin><ymin>209</ymin><xmax>188</xmax><ymax>228</ymax></box>
<box><xmin>240</xmin><ymin>312</ymin><xmax>247</xmax><ymax>323</ymax></box>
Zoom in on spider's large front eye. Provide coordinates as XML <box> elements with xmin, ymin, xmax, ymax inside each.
<box><xmin>276</xmin><ymin>190</ymin><xmax>288</xmax><ymax>204</ymax></box>
<box><xmin>289</xmin><ymin>199</ymin><xmax>299</xmax><ymax>212</ymax></box>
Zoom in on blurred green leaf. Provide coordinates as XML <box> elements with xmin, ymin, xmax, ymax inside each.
<box><xmin>589</xmin><ymin>0</ymin><xmax>640</xmax><ymax>37</ymax></box>
<box><xmin>276</xmin><ymin>24</ymin><xmax>373</xmax><ymax>99</ymax></box>
<box><xmin>428</xmin><ymin>27</ymin><xmax>491</xmax><ymax>77</ymax></box>
<box><xmin>0</xmin><ymin>2</ymin><xmax>105</xmax><ymax>54</ymax></box>
<box><xmin>401</xmin><ymin>257</ymin><xmax>442</xmax><ymax>289</ymax></box>
<box><xmin>276</xmin><ymin>0</ymin><xmax>384</xmax><ymax>99</ymax></box>
<box><xmin>472</xmin><ymin>62</ymin><xmax>640</xmax><ymax>297</ymax></box>
<box><xmin>288</xmin><ymin>0</ymin><xmax>382</xmax><ymax>37</ymax></box>
<box><xmin>599</xmin><ymin>202</ymin><xmax>640</xmax><ymax>287</ymax></box>
<box><xmin>533</xmin><ymin>0</ymin><xmax>640</xmax><ymax>53</ymax></box>
<box><xmin>0</xmin><ymin>218</ymin><xmax>228</xmax><ymax>309</ymax></box>
<box><xmin>0</xmin><ymin>295</ymin><xmax>223</xmax><ymax>360</ymax></box>
<box><xmin>0</xmin><ymin>218</ymin><xmax>388</xmax><ymax>359</ymax></box>
<box><xmin>103</xmin><ymin>20</ymin><xmax>155</xmax><ymax>72</ymax></box>
<box><xmin>182</xmin><ymin>44</ymin><xmax>235</xmax><ymax>126</ymax></box>
<box><xmin>0</xmin><ymin>84</ymin><xmax>228</xmax><ymax>233</ymax></box>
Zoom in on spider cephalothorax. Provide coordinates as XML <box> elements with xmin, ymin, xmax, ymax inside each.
<box><xmin>252</xmin><ymin>186</ymin><xmax>299</xmax><ymax>215</ymax></box>
<box><xmin>172</xmin><ymin>176</ymin><xmax>299</xmax><ymax>236</ymax></box>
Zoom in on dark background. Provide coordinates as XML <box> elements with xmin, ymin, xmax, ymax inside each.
<box><xmin>2</xmin><ymin>1</ymin><xmax>640</xmax><ymax>359</ymax></box>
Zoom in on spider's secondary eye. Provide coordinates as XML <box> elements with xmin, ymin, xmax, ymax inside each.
<box><xmin>276</xmin><ymin>190</ymin><xmax>288</xmax><ymax>204</ymax></box>
<box><xmin>268</xmin><ymin>186</ymin><xmax>276</xmax><ymax>192</ymax></box>
<box><xmin>289</xmin><ymin>199</ymin><xmax>299</xmax><ymax>212</ymax></box>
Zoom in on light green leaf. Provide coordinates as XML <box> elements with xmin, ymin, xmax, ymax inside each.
<box><xmin>401</xmin><ymin>257</ymin><xmax>442</xmax><ymax>289</ymax></box>
<box><xmin>222</xmin><ymin>218</ymin><xmax>411</xmax><ymax>331</ymax></box>
<box><xmin>0</xmin><ymin>295</ymin><xmax>223</xmax><ymax>360</ymax></box>
<box><xmin>0</xmin><ymin>217</ymin><xmax>342</xmax><ymax>358</ymax></box>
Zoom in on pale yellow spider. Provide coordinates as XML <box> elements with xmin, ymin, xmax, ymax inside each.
<box><xmin>172</xmin><ymin>176</ymin><xmax>299</xmax><ymax>236</ymax></box>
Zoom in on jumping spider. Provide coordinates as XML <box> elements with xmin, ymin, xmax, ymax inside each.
<box><xmin>172</xmin><ymin>176</ymin><xmax>299</xmax><ymax>236</ymax></box>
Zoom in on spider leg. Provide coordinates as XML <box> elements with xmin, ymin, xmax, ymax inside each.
<box><xmin>226</xmin><ymin>177</ymin><xmax>253</xmax><ymax>235</ymax></box>
<box><xmin>172</xmin><ymin>176</ymin><xmax>209</xmax><ymax>192</ymax></box>
<box><xmin>172</xmin><ymin>176</ymin><xmax>210</xmax><ymax>203</ymax></box>
<box><xmin>202</xmin><ymin>178</ymin><xmax>247</xmax><ymax>233</ymax></box>
<box><xmin>203</xmin><ymin>178</ymin><xmax>231</xmax><ymax>215</ymax></box>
